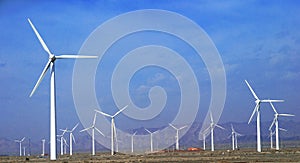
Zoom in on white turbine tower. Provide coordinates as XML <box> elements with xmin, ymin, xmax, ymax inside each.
<box><xmin>269</xmin><ymin>102</ymin><xmax>294</xmax><ymax>150</ymax></box>
<box><xmin>204</xmin><ymin>112</ymin><xmax>225</xmax><ymax>151</ymax></box>
<box><xmin>62</xmin><ymin>123</ymin><xmax>79</xmax><ymax>155</ymax></box>
<box><xmin>245</xmin><ymin>80</ymin><xmax>283</xmax><ymax>152</ymax></box>
<box><xmin>15</xmin><ymin>137</ymin><xmax>25</xmax><ymax>156</ymax></box>
<box><xmin>230</xmin><ymin>124</ymin><xmax>242</xmax><ymax>150</ymax></box>
<box><xmin>28</xmin><ymin>18</ymin><xmax>97</xmax><ymax>160</ymax></box>
<box><xmin>41</xmin><ymin>139</ymin><xmax>45</xmax><ymax>156</ymax></box>
<box><xmin>131</xmin><ymin>131</ymin><xmax>137</xmax><ymax>153</ymax></box>
<box><xmin>95</xmin><ymin>105</ymin><xmax>128</xmax><ymax>155</ymax></box>
<box><xmin>169</xmin><ymin>123</ymin><xmax>187</xmax><ymax>150</ymax></box>
<box><xmin>80</xmin><ymin>112</ymin><xmax>104</xmax><ymax>156</ymax></box>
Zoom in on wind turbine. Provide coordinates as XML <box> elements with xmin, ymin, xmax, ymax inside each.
<box><xmin>80</xmin><ymin>112</ymin><xmax>104</xmax><ymax>156</ymax></box>
<box><xmin>145</xmin><ymin>128</ymin><xmax>158</xmax><ymax>152</ymax></box>
<box><xmin>41</xmin><ymin>139</ymin><xmax>45</xmax><ymax>156</ymax></box>
<box><xmin>204</xmin><ymin>112</ymin><xmax>225</xmax><ymax>151</ymax></box>
<box><xmin>169</xmin><ymin>123</ymin><xmax>187</xmax><ymax>150</ymax></box>
<box><xmin>15</xmin><ymin>137</ymin><xmax>25</xmax><ymax>156</ymax></box>
<box><xmin>95</xmin><ymin>105</ymin><xmax>128</xmax><ymax>155</ymax></box>
<box><xmin>131</xmin><ymin>131</ymin><xmax>137</xmax><ymax>153</ymax></box>
<box><xmin>269</xmin><ymin>128</ymin><xmax>275</xmax><ymax>149</ymax></box>
<box><xmin>245</xmin><ymin>80</ymin><xmax>283</xmax><ymax>152</ymax></box>
<box><xmin>199</xmin><ymin>132</ymin><xmax>208</xmax><ymax>150</ymax></box>
<box><xmin>57</xmin><ymin>129</ymin><xmax>67</xmax><ymax>155</ymax></box>
<box><xmin>269</xmin><ymin>102</ymin><xmax>294</xmax><ymax>150</ymax></box>
<box><xmin>62</xmin><ymin>123</ymin><xmax>79</xmax><ymax>155</ymax></box>
<box><xmin>230</xmin><ymin>124</ymin><xmax>242</xmax><ymax>150</ymax></box>
<box><xmin>27</xmin><ymin>18</ymin><xmax>97</xmax><ymax>160</ymax></box>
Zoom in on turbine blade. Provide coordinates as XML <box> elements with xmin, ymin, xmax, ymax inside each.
<box><xmin>27</xmin><ymin>18</ymin><xmax>51</xmax><ymax>56</ymax></box>
<box><xmin>261</xmin><ymin>99</ymin><xmax>284</xmax><ymax>103</ymax></box>
<box><xmin>21</xmin><ymin>137</ymin><xmax>25</xmax><ymax>142</ymax></box>
<box><xmin>248</xmin><ymin>103</ymin><xmax>259</xmax><ymax>124</ymax></box>
<box><xmin>169</xmin><ymin>123</ymin><xmax>177</xmax><ymax>130</ymax></box>
<box><xmin>210</xmin><ymin>112</ymin><xmax>213</xmax><ymax>123</ymax></box>
<box><xmin>80</xmin><ymin>127</ymin><xmax>92</xmax><ymax>132</ymax></box>
<box><xmin>245</xmin><ymin>80</ymin><xmax>259</xmax><ymax>100</ymax></box>
<box><xmin>269</xmin><ymin>102</ymin><xmax>278</xmax><ymax>114</ymax></box>
<box><xmin>231</xmin><ymin>124</ymin><xmax>234</xmax><ymax>132</ymax></box>
<box><xmin>113</xmin><ymin>105</ymin><xmax>128</xmax><ymax>117</ymax></box>
<box><xmin>215</xmin><ymin>124</ymin><xmax>225</xmax><ymax>130</ymax></box>
<box><xmin>179</xmin><ymin>125</ymin><xmax>188</xmax><ymax>130</ymax></box>
<box><xmin>72</xmin><ymin>123</ymin><xmax>79</xmax><ymax>131</ymax></box>
<box><xmin>269</xmin><ymin>118</ymin><xmax>276</xmax><ymax>130</ymax></box>
<box><xmin>55</xmin><ymin>55</ymin><xmax>98</xmax><ymax>59</ymax></box>
<box><xmin>203</xmin><ymin>126</ymin><xmax>210</xmax><ymax>134</ymax></box>
<box><xmin>72</xmin><ymin>135</ymin><xmax>76</xmax><ymax>144</ymax></box>
<box><xmin>278</xmin><ymin>113</ymin><xmax>295</xmax><ymax>117</ymax></box>
<box><xmin>94</xmin><ymin>127</ymin><xmax>104</xmax><ymax>136</ymax></box>
<box><xmin>279</xmin><ymin>128</ymin><xmax>287</xmax><ymax>132</ymax></box>
<box><xmin>29</xmin><ymin>59</ymin><xmax>51</xmax><ymax>97</ymax></box>
<box><xmin>93</xmin><ymin>112</ymin><xmax>97</xmax><ymax>125</ymax></box>
<box><xmin>145</xmin><ymin>128</ymin><xmax>151</xmax><ymax>134</ymax></box>
<box><xmin>94</xmin><ymin>109</ymin><xmax>112</xmax><ymax>118</ymax></box>
<box><xmin>133</xmin><ymin>131</ymin><xmax>137</xmax><ymax>136</ymax></box>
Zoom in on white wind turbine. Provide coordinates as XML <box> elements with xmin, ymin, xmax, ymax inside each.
<box><xmin>145</xmin><ymin>128</ymin><xmax>158</xmax><ymax>152</ymax></box>
<box><xmin>245</xmin><ymin>80</ymin><xmax>283</xmax><ymax>152</ymax></box>
<box><xmin>169</xmin><ymin>123</ymin><xmax>187</xmax><ymax>150</ymax></box>
<box><xmin>80</xmin><ymin>112</ymin><xmax>104</xmax><ymax>156</ymax></box>
<box><xmin>230</xmin><ymin>124</ymin><xmax>242</xmax><ymax>150</ymax></box>
<box><xmin>61</xmin><ymin>123</ymin><xmax>79</xmax><ymax>155</ymax></box>
<box><xmin>204</xmin><ymin>112</ymin><xmax>225</xmax><ymax>151</ymax></box>
<box><xmin>41</xmin><ymin>139</ymin><xmax>45</xmax><ymax>156</ymax></box>
<box><xmin>199</xmin><ymin>132</ymin><xmax>208</xmax><ymax>150</ymax></box>
<box><xmin>95</xmin><ymin>105</ymin><xmax>128</xmax><ymax>155</ymax></box>
<box><xmin>57</xmin><ymin>129</ymin><xmax>67</xmax><ymax>155</ymax></box>
<box><xmin>28</xmin><ymin>18</ymin><xmax>97</xmax><ymax>160</ymax></box>
<box><xmin>131</xmin><ymin>131</ymin><xmax>137</xmax><ymax>153</ymax></box>
<box><xmin>15</xmin><ymin>137</ymin><xmax>25</xmax><ymax>156</ymax></box>
<box><xmin>269</xmin><ymin>102</ymin><xmax>294</xmax><ymax>150</ymax></box>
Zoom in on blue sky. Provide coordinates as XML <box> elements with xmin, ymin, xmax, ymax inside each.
<box><xmin>0</xmin><ymin>0</ymin><xmax>299</xmax><ymax>141</ymax></box>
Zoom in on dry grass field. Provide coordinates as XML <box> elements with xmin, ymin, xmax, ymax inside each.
<box><xmin>1</xmin><ymin>148</ymin><xmax>300</xmax><ymax>162</ymax></box>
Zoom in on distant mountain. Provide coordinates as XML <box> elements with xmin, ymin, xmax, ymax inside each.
<box><xmin>1</xmin><ymin>120</ymin><xmax>300</xmax><ymax>156</ymax></box>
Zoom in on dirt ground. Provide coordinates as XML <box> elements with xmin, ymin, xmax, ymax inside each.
<box><xmin>1</xmin><ymin>148</ymin><xmax>300</xmax><ymax>162</ymax></box>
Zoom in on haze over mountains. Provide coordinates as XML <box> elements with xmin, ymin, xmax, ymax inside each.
<box><xmin>1</xmin><ymin>120</ymin><xmax>300</xmax><ymax>156</ymax></box>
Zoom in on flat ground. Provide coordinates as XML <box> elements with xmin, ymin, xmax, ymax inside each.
<box><xmin>1</xmin><ymin>148</ymin><xmax>300</xmax><ymax>162</ymax></box>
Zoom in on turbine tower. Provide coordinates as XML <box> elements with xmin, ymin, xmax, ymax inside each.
<box><xmin>62</xmin><ymin>123</ymin><xmax>79</xmax><ymax>155</ymax></box>
<box><xmin>80</xmin><ymin>112</ymin><xmax>104</xmax><ymax>156</ymax></box>
<box><xmin>41</xmin><ymin>139</ymin><xmax>45</xmax><ymax>156</ymax></box>
<box><xmin>28</xmin><ymin>18</ymin><xmax>97</xmax><ymax>160</ymax></box>
<box><xmin>95</xmin><ymin>105</ymin><xmax>128</xmax><ymax>155</ymax></box>
<box><xmin>169</xmin><ymin>123</ymin><xmax>187</xmax><ymax>150</ymax></box>
<box><xmin>245</xmin><ymin>80</ymin><xmax>283</xmax><ymax>152</ymax></box>
<box><xmin>15</xmin><ymin>137</ymin><xmax>25</xmax><ymax>156</ymax></box>
<box><xmin>204</xmin><ymin>112</ymin><xmax>225</xmax><ymax>151</ymax></box>
<box><xmin>131</xmin><ymin>131</ymin><xmax>137</xmax><ymax>153</ymax></box>
<box><xmin>269</xmin><ymin>102</ymin><xmax>294</xmax><ymax>150</ymax></box>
